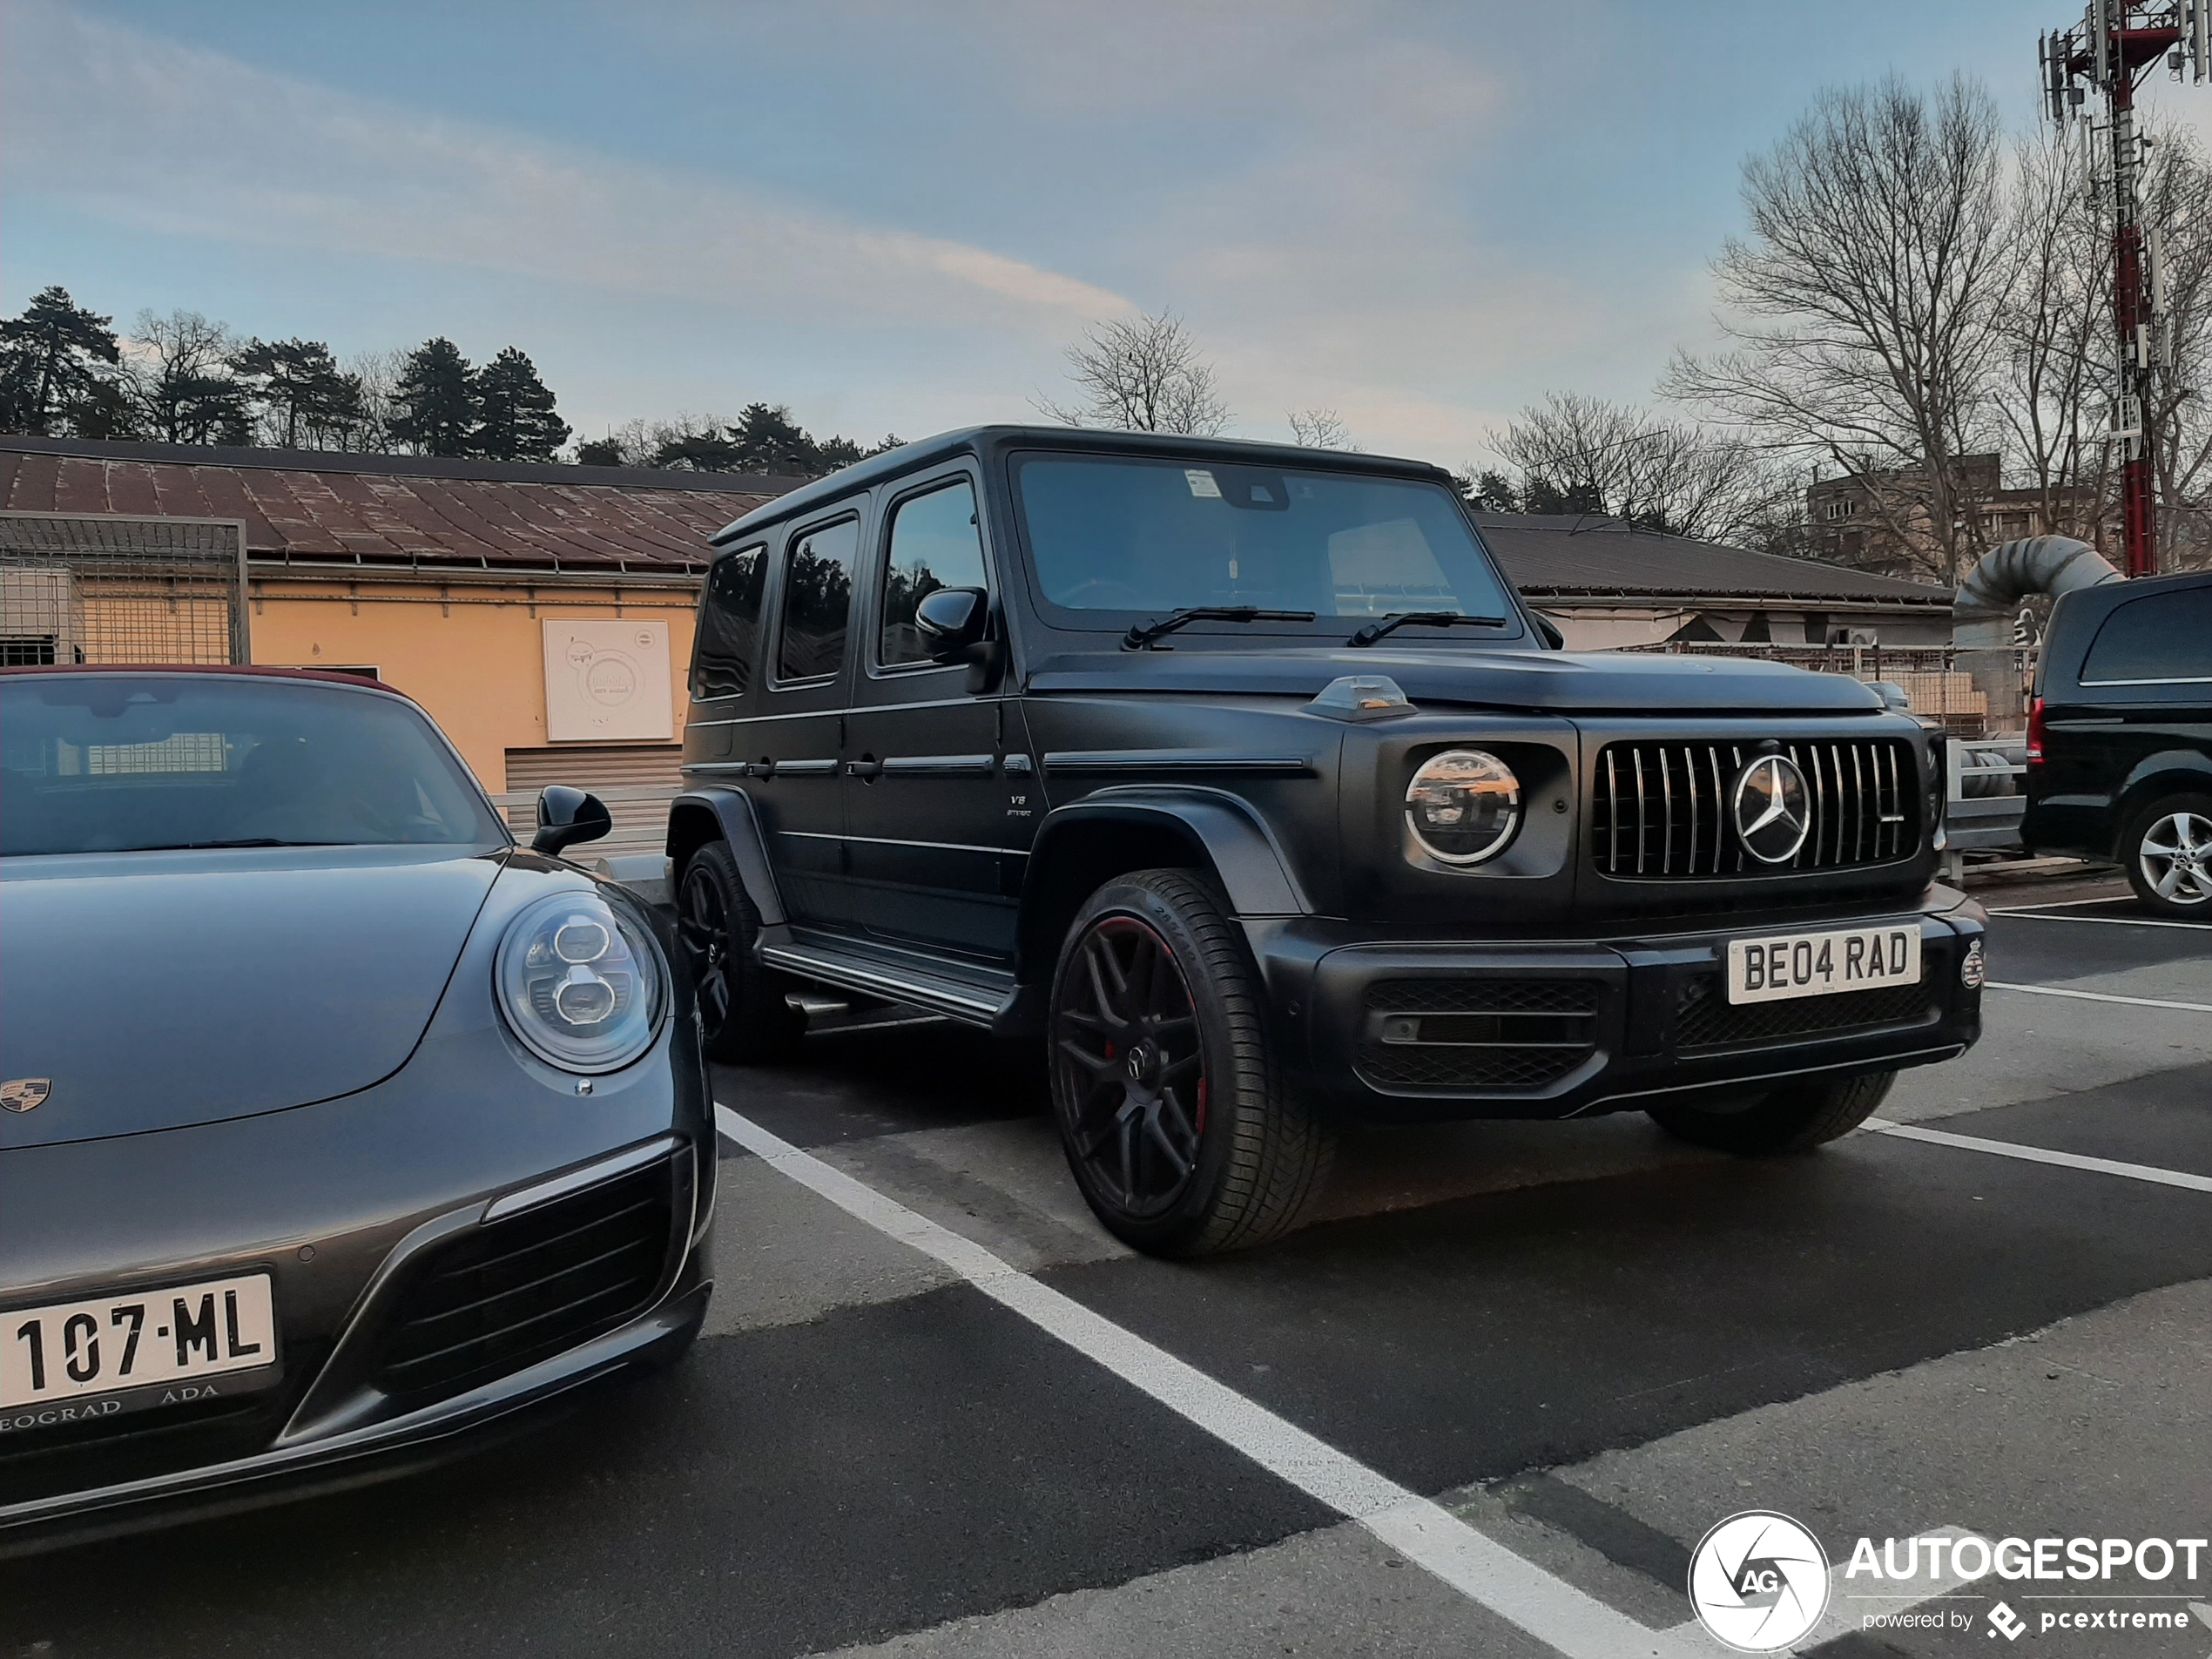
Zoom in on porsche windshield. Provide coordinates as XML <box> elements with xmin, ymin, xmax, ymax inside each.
<box><xmin>0</xmin><ymin>676</ymin><xmax>507</xmax><ymax>856</ymax></box>
<box><xmin>1012</xmin><ymin>454</ymin><xmax>1517</xmax><ymax>634</ymax></box>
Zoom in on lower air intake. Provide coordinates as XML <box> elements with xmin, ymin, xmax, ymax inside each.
<box><xmin>374</xmin><ymin>1156</ymin><xmax>676</xmax><ymax>1403</ymax></box>
<box><xmin>1357</xmin><ymin>980</ymin><xmax>1599</xmax><ymax>1091</ymax></box>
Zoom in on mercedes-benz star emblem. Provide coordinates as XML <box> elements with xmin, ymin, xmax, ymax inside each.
<box><xmin>0</xmin><ymin>1078</ymin><xmax>51</xmax><ymax>1114</ymax></box>
<box><xmin>1732</xmin><ymin>753</ymin><xmax>1812</xmax><ymax>864</ymax></box>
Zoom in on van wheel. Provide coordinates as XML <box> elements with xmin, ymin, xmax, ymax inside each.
<box><xmin>1649</xmin><ymin>1069</ymin><xmax>1895</xmax><ymax>1155</ymax></box>
<box><xmin>1047</xmin><ymin>868</ymin><xmax>1333</xmax><ymax>1257</ymax></box>
<box><xmin>2122</xmin><ymin>792</ymin><xmax>2212</xmax><ymax>917</ymax></box>
<box><xmin>678</xmin><ymin>840</ymin><xmax>806</xmax><ymax>1063</ymax></box>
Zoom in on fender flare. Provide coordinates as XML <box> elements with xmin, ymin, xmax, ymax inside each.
<box><xmin>1015</xmin><ymin>786</ymin><xmax>1312</xmax><ymax>988</ymax></box>
<box><xmin>665</xmin><ymin>787</ymin><xmax>786</xmax><ymax>927</ymax></box>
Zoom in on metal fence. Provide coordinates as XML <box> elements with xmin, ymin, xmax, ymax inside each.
<box><xmin>0</xmin><ymin>513</ymin><xmax>249</xmax><ymax>667</ymax></box>
<box><xmin>1620</xmin><ymin>639</ymin><xmax>2038</xmax><ymax>736</ymax></box>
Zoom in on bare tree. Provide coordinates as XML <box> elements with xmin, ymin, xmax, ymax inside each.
<box><xmin>1488</xmin><ymin>391</ymin><xmax>1785</xmax><ymax>544</ymax></box>
<box><xmin>1662</xmin><ymin>76</ymin><xmax>2013</xmax><ymax>583</ymax></box>
<box><xmin>2142</xmin><ymin>132</ymin><xmax>2212</xmax><ymax>571</ymax></box>
<box><xmin>1037</xmin><ymin>310</ymin><xmax>1231</xmax><ymax>435</ymax></box>
<box><xmin>1287</xmin><ymin>408</ymin><xmax>1355</xmax><ymax>450</ymax></box>
<box><xmin>125</xmin><ymin>310</ymin><xmax>249</xmax><ymax>445</ymax></box>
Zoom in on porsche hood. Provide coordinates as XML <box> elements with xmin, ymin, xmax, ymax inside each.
<box><xmin>0</xmin><ymin>846</ymin><xmax>506</xmax><ymax>1150</ymax></box>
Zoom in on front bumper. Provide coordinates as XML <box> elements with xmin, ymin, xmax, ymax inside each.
<box><xmin>1258</xmin><ymin>891</ymin><xmax>1985</xmax><ymax>1123</ymax></box>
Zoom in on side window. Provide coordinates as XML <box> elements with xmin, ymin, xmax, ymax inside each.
<box><xmin>2081</xmin><ymin>589</ymin><xmax>2212</xmax><ymax>684</ymax></box>
<box><xmin>775</xmin><ymin>517</ymin><xmax>859</xmax><ymax>684</ymax></box>
<box><xmin>691</xmin><ymin>543</ymin><xmax>766</xmax><ymax>699</ymax></box>
<box><xmin>880</xmin><ymin>479</ymin><xmax>989</xmax><ymax>669</ymax></box>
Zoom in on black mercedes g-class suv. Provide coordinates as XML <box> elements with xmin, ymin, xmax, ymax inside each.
<box><xmin>668</xmin><ymin>427</ymin><xmax>1984</xmax><ymax>1255</ymax></box>
<box><xmin>2022</xmin><ymin>566</ymin><xmax>2212</xmax><ymax>917</ymax></box>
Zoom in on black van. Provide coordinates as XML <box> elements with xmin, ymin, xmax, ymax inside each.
<box><xmin>2023</xmin><ymin>567</ymin><xmax>2212</xmax><ymax>915</ymax></box>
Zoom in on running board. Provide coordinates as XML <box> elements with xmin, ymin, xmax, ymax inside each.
<box><xmin>759</xmin><ymin>941</ymin><xmax>1012</xmax><ymax>1028</ymax></box>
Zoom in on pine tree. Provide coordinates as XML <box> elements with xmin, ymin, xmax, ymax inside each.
<box><xmin>731</xmin><ymin>402</ymin><xmax>819</xmax><ymax>475</ymax></box>
<box><xmin>0</xmin><ymin>287</ymin><xmax>122</xmax><ymax>435</ymax></box>
<box><xmin>472</xmin><ymin>347</ymin><xmax>570</xmax><ymax>462</ymax></box>
<box><xmin>388</xmin><ymin>338</ymin><xmax>478</xmax><ymax>456</ymax></box>
<box><xmin>231</xmin><ymin>338</ymin><xmax>365</xmax><ymax>449</ymax></box>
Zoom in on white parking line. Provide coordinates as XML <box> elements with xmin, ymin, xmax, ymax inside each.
<box><xmin>1867</xmin><ymin>1117</ymin><xmax>2212</xmax><ymax>1195</ymax></box>
<box><xmin>1988</xmin><ymin>909</ymin><xmax>2212</xmax><ymax>932</ymax></box>
<box><xmin>715</xmin><ymin>1103</ymin><xmax>1669</xmax><ymax>1658</ymax></box>
<box><xmin>1986</xmin><ymin>981</ymin><xmax>2212</xmax><ymax>1014</ymax></box>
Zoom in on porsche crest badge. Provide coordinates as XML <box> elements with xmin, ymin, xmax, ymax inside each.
<box><xmin>1</xmin><ymin>1078</ymin><xmax>51</xmax><ymax>1113</ymax></box>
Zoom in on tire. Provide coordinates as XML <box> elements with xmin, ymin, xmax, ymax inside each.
<box><xmin>1648</xmin><ymin>1069</ymin><xmax>1896</xmax><ymax>1155</ymax></box>
<box><xmin>2120</xmin><ymin>792</ymin><xmax>2212</xmax><ymax>918</ymax></box>
<box><xmin>1047</xmin><ymin>868</ymin><xmax>1333</xmax><ymax>1257</ymax></box>
<box><xmin>678</xmin><ymin>840</ymin><xmax>806</xmax><ymax>1064</ymax></box>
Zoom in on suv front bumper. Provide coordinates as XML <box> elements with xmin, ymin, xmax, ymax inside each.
<box><xmin>1256</xmin><ymin>893</ymin><xmax>1985</xmax><ymax>1123</ymax></box>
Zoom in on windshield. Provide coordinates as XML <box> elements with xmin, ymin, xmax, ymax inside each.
<box><xmin>1</xmin><ymin>675</ymin><xmax>507</xmax><ymax>857</ymax></box>
<box><xmin>1012</xmin><ymin>453</ymin><xmax>1519</xmax><ymax>636</ymax></box>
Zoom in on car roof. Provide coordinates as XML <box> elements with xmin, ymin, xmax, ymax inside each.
<box><xmin>707</xmin><ymin>424</ymin><xmax>1458</xmax><ymax>548</ymax></box>
<box><xmin>0</xmin><ymin>664</ymin><xmax>419</xmax><ymax>699</ymax></box>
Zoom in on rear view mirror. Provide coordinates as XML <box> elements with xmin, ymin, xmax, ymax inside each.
<box><xmin>914</xmin><ymin>586</ymin><xmax>989</xmax><ymax>664</ymax></box>
<box><xmin>1532</xmin><ymin>614</ymin><xmax>1565</xmax><ymax>651</ymax></box>
<box><xmin>532</xmin><ymin>785</ymin><xmax>612</xmax><ymax>856</ymax></box>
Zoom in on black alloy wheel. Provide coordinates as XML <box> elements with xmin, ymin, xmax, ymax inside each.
<box><xmin>677</xmin><ymin>840</ymin><xmax>805</xmax><ymax>1063</ymax></box>
<box><xmin>1047</xmin><ymin>868</ymin><xmax>1332</xmax><ymax>1256</ymax></box>
<box><xmin>1055</xmin><ymin>914</ymin><xmax>1209</xmax><ymax>1221</ymax></box>
<box><xmin>1648</xmin><ymin>1068</ymin><xmax>1896</xmax><ymax>1155</ymax></box>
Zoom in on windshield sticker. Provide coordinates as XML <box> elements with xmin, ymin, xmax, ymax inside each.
<box><xmin>1184</xmin><ymin>469</ymin><xmax>1223</xmax><ymax>499</ymax></box>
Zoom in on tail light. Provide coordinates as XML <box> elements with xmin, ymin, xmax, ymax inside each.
<box><xmin>2026</xmin><ymin>697</ymin><xmax>2047</xmax><ymax>766</ymax></box>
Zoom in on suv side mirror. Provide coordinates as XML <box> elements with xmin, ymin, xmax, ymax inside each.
<box><xmin>914</xmin><ymin>586</ymin><xmax>989</xmax><ymax>664</ymax></box>
<box><xmin>532</xmin><ymin>785</ymin><xmax>612</xmax><ymax>856</ymax></box>
<box><xmin>1532</xmin><ymin>613</ymin><xmax>1565</xmax><ymax>651</ymax></box>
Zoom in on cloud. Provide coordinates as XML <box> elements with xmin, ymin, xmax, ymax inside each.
<box><xmin>1</xmin><ymin>3</ymin><xmax>1133</xmax><ymax>339</ymax></box>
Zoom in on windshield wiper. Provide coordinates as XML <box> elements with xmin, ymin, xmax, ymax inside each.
<box><xmin>1123</xmin><ymin>607</ymin><xmax>1318</xmax><ymax>651</ymax></box>
<box><xmin>1346</xmin><ymin>611</ymin><xmax>1511</xmax><ymax>648</ymax></box>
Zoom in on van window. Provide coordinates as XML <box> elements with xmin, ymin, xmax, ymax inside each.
<box><xmin>776</xmin><ymin>517</ymin><xmax>859</xmax><ymax>683</ymax></box>
<box><xmin>2081</xmin><ymin>588</ymin><xmax>2212</xmax><ymax>685</ymax></box>
<box><xmin>691</xmin><ymin>543</ymin><xmax>766</xmax><ymax>698</ymax></box>
<box><xmin>880</xmin><ymin>480</ymin><xmax>988</xmax><ymax>668</ymax></box>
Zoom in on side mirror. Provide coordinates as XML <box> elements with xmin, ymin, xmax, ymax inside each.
<box><xmin>1532</xmin><ymin>613</ymin><xmax>1565</xmax><ymax>651</ymax></box>
<box><xmin>914</xmin><ymin>586</ymin><xmax>989</xmax><ymax>664</ymax></box>
<box><xmin>532</xmin><ymin>785</ymin><xmax>612</xmax><ymax>857</ymax></box>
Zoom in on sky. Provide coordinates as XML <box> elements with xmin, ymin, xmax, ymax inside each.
<box><xmin>0</xmin><ymin>0</ymin><xmax>2142</xmax><ymax>468</ymax></box>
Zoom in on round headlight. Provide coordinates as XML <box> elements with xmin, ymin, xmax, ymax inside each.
<box><xmin>1405</xmin><ymin>749</ymin><xmax>1521</xmax><ymax>865</ymax></box>
<box><xmin>496</xmin><ymin>891</ymin><xmax>664</xmax><ymax>1073</ymax></box>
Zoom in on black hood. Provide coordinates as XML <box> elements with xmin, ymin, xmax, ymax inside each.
<box><xmin>0</xmin><ymin>845</ymin><xmax>505</xmax><ymax>1150</ymax></box>
<box><xmin>1024</xmin><ymin>646</ymin><xmax>1885</xmax><ymax>714</ymax></box>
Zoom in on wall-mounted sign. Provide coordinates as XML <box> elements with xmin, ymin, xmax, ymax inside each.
<box><xmin>542</xmin><ymin>620</ymin><xmax>672</xmax><ymax>742</ymax></box>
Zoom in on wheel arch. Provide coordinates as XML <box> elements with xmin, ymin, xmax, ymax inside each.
<box><xmin>2110</xmin><ymin>753</ymin><xmax>2212</xmax><ymax>858</ymax></box>
<box><xmin>1016</xmin><ymin>788</ymin><xmax>1310</xmax><ymax>987</ymax></box>
<box><xmin>666</xmin><ymin>787</ymin><xmax>786</xmax><ymax>928</ymax></box>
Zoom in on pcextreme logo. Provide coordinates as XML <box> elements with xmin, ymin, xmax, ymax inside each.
<box><xmin>1687</xmin><ymin>1511</ymin><xmax>1831</xmax><ymax>1652</ymax></box>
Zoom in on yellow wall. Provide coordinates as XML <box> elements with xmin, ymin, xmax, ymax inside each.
<box><xmin>247</xmin><ymin>575</ymin><xmax>700</xmax><ymax>792</ymax></box>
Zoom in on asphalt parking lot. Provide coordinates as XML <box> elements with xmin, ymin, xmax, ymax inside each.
<box><xmin>6</xmin><ymin>877</ymin><xmax>2209</xmax><ymax>1659</ymax></box>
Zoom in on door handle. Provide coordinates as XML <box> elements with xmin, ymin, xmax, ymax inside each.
<box><xmin>846</xmin><ymin>758</ymin><xmax>882</xmax><ymax>779</ymax></box>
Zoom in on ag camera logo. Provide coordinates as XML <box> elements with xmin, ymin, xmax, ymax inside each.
<box><xmin>1689</xmin><ymin>1511</ymin><xmax>1831</xmax><ymax>1652</ymax></box>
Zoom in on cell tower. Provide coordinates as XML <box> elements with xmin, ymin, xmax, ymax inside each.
<box><xmin>2039</xmin><ymin>2</ymin><xmax>2211</xmax><ymax>577</ymax></box>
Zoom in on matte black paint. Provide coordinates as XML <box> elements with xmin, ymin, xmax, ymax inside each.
<box><xmin>673</xmin><ymin>426</ymin><xmax>1977</xmax><ymax>1123</ymax></box>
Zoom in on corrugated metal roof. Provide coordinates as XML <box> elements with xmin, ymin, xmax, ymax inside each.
<box><xmin>1476</xmin><ymin>514</ymin><xmax>1952</xmax><ymax>605</ymax></box>
<box><xmin>0</xmin><ymin>438</ymin><xmax>797</xmax><ymax>575</ymax></box>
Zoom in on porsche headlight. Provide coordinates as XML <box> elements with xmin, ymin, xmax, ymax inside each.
<box><xmin>496</xmin><ymin>892</ymin><xmax>664</xmax><ymax>1073</ymax></box>
<box><xmin>1405</xmin><ymin>749</ymin><xmax>1521</xmax><ymax>866</ymax></box>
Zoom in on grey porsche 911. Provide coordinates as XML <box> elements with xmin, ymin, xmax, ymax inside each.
<box><xmin>0</xmin><ymin>665</ymin><xmax>713</xmax><ymax>1538</ymax></box>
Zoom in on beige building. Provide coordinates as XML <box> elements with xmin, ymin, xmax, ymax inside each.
<box><xmin>0</xmin><ymin>437</ymin><xmax>796</xmax><ymax>824</ymax></box>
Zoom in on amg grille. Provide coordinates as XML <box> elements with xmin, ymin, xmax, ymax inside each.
<box><xmin>1592</xmin><ymin>738</ymin><xmax>1918</xmax><ymax>880</ymax></box>
<box><xmin>374</xmin><ymin>1157</ymin><xmax>676</xmax><ymax>1403</ymax></box>
<box><xmin>1358</xmin><ymin>980</ymin><xmax>1598</xmax><ymax>1091</ymax></box>
<box><xmin>1675</xmin><ymin>974</ymin><xmax>1937</xmax><ymax>1049</ymax></box>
